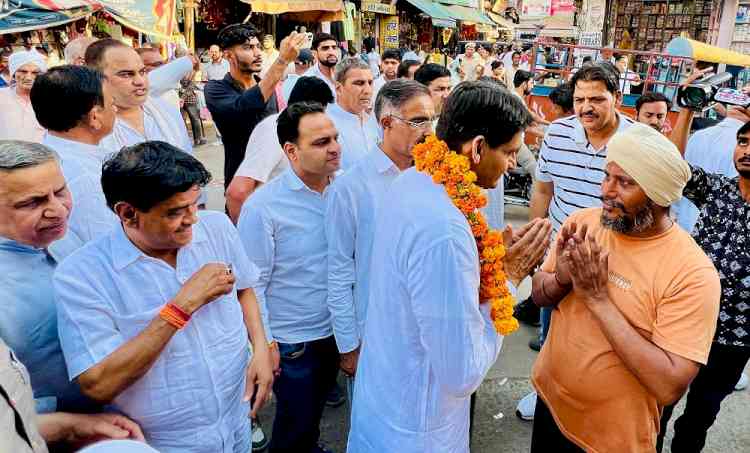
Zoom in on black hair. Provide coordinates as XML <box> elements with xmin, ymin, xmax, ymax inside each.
<box><xmin>570</xmin><ymin>62</ymin><xmax>620</xmax><ymax>94</ymax></box>
<box><xmin>382</xmin><ymin>49</ymin><xmax>401</xmax><ymax>62</ymax></box>
<box><xmin>737</xmin><ymin>121</ymin><xmax>750</xmax><ymax>138</ymax></box>
<box><xmin>311</xmin><ymin>33</ymin><xmax>337</xmax><ymax>51</ymax></box>
<box><xmin>513</xmin><ymin>69</ymin><xmax>533</xmax><ymax>88</ymax></box>
<box><xmin>581</xmin><ymin>56</ymin><xmax>593</xmax><ymax>65</ymax></box>
<box><xmin>477</xmin><ymin>76</ymin><xmax>506</xmax><ymax>88</ymax></box>
<box><xmin>287</xmin><ymin>76</ymin><xmax>334</xmax><ymax>106</ymax></box>
<box><xmin>491</xmin><ymin>60</ymin><xmax>504</xmax><ymax>70</ymax></box>
<box><xmin>635</xmin><ymin>92</ymin><xmax>672</xmax><ymax>113</ymax></box>
<box><xmin>414</xmin><ymin>63</ymin><xmax>450</xmax><ymax>86</ymax></box>
<box><xmin>85</xmin><ymin>38</ymin><xmax>128</xmax><ymax>71</ymax></box>
<box><xmin>436</xmin><ymin>81</ymin><xmax>533</xmax><ymax>152</ymax></box>
<box><xmin>549</xmin><ymin>82</ymin><xmax>574</xmax><ymax>113</ymax></box>
<box><xmin>512</xmin><ymin>51</ymin><xmax>521</xmax><ymax>58</ymax></box>
<box><xmin>101</xmin><ymin>141</ymin><xmax>211</xmax><ymax>212</ymax></box>
<box><xmin>30</xmin><ymin>65</ymin><xmax>105</xmax><ymax>133</ymax></box>
<box><xmin>277</xmin><ymin>102</ymin><xmax>326</xmax><ymax>147</ymax></box>
<box><xmin>216</xmin><ymin>23</ymin><xmax>259</xmax><ymax>50</ymax></box>
<box><xmin>397</xmin><ymin>60</ymin><xmax>421</xmax><ymax>78</ymax></box>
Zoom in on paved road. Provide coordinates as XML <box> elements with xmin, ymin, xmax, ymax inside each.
<box><xmin>194</xmin><ymin>140</ymin><xmax>749</xmax><ymax>452</ymax></box>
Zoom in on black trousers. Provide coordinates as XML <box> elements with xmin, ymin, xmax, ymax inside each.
<box><xmin>530</xmin><ymin>397</ymin><xmax>584</xmax><ymax>453</ymax></box>
<box><xmin>657</xmin><ymin>342</ymin><xmax>750</xmax><ymax>453</ymax></box>
<box><xmin>181</xmin><ymin>103</ymin><xmax>204</xmax><ymax>142</ymax></box>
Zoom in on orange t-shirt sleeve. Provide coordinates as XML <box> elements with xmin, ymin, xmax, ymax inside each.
<box><xmin>651</xmin><ymin>264</ymin><xmax>721</xmax><ymax>365</ymax></box>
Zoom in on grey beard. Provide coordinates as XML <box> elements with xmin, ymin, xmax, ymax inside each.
<box><xmin>601</xmin><ymin>201</ymin><xmax>656</xmax><ymax>234</ymax></box>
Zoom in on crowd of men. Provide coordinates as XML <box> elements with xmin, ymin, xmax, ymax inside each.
<box><xmin>0</xmin><ymin>22</ymin><xmax>748</xmax><ymax>453</ymax></box>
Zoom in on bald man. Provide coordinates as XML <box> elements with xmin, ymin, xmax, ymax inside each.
<box><xmin>529</xmin><ymin>124</ymin><xmax>721</xmax><ymax>452</ymax></box>
<box><xmin>203</xmin><ymin>44</ymin><xmax>230</xmax><ymax>81</ymax></box>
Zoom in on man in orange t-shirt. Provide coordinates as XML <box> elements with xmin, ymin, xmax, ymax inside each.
<box><xmin>529</xmin><ymin>124</ymin><xmax>721</xmax><ymax>452</ymax></box>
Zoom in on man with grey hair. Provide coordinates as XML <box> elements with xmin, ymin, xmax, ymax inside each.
<box><xmin>326</xmin><ymin>57</ymin><xmax>380</xmax><ymax>170</ymax></box>
<box><xmin>326</xmin><ymin>80</ymin><xmax>434</xmax><ymax>382</ymax></box>
<box><xmin>64</xmin><ymin>37</ymin><xmax>98</xmax><ymax>66</ymax></box>
<box><xmin>0</xmin><ymin>141</ymin><xmax>96</xmax><ymax>413</ymax></box>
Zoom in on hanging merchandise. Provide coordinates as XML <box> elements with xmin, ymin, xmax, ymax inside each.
<box><xmin>442</xmin><ymin>27</ymin><xmax>453</xmax><ymax>46</ymax></box>
<box><xmin>343</xmin><ymin>2</ymin><xmax>356</xmax><ymax>42</ymax></box>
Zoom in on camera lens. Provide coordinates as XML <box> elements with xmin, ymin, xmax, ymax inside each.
<box><xmin>680</xmin><ymin>86</ymin><xmax>708</xmax><ymax>109</ymax></box>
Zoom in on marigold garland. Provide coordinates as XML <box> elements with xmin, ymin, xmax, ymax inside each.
<box><xmin>413</xmin><ymin>135</ymin><xmax>519</xmax><ymax>335</ymax></box>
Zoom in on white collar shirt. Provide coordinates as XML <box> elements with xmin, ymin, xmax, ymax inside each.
<box><xmin>326</xmin><ymin>103</ymin><xmax>379</xmax><ymax>171</ymax></box>
<box><xmin>42</xmin><ymin>134</ymin><xmax>118</xmax><ymax>261</ymax></box>
<box><xmin>371</xmin><ymin>75</ymin><xmax>390</xmax><ymax>103</ymax></box>
<box><xmin>673</xmin><ymin>117</ymin><xmax>741</xmax><ymax>233</ymax></box>
<box><xmin>325</xmin><ymin>145</ymin><xmax>400</xmax><ymax>353</ymax></box>
<box><xmin>54</xmin><ymin>211</ymin><xmax>258</xmax><ymax>453</ymax></box>
<box><xmin>303</xmin><ymin>63</ymin><xmax>337</xmax><ymax>100</ymax></box>
<box><xmin>237</xmin><ymin>168</ymin><xmax>332</xmax><ymax>344</ymax></box>
<box><xmin>348</xmin><ymin>168</ymin><xmax>507</xmax><ymax>453</ymax></box>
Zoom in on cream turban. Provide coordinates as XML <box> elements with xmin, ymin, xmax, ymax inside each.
<box><xmin>8</xmin><ymin>50</ymin><xmax>47</xmax><ymax>78</ymax></box>
<box><xmin>606</xmin><ymin>123</ymin><xmax>691</xmax><ymax>207</ymax></box>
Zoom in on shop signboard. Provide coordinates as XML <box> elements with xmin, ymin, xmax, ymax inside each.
<box><xmin>362</xmin><ymin>0</ymin><xmax>396</xmax><ymax>14</ymax></box>
<box><xmin>99</xmin><ymin>0</ymin><xmax>178</xmax><ymax>39</ymax></box>
<box><xmin>380</xmin><ymin>15</ymin><xmax>399</xmax><ymax>48</ymax></box>
<box><xmin>0</xmin><ymin>0</ymin><xmax>99</xmax><ymax>33</ymax></box>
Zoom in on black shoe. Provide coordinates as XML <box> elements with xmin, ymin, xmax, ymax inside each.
<box><xmin>528</xmin><ymin>338</ymin><xmax>542</xmax><ymax>352</ymax></box>
<box><xmin>325</xmin><ymin>383</ymin><xmax>346</xmax><ymax>408</ymax></box>
<box><xmin>514</xmin><ymin>296</ymin><xmax>540</xmax><ymax>327</ymax></box>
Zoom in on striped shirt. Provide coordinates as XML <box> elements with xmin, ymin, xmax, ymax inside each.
<box><xmin>535</xmin><ymin>114</ymin><xmax>635</xmax><ymax>235</ymax></box>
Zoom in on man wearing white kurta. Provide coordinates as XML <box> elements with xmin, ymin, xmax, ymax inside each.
<box><xmin>327</xmin><ymin>58</ymin><xmax>380</xmax><ymax>171</ymax></box>
<box><xmin>85</xmin><ymin>39</ymin><xmax>193</xmax><ymax>159</ymax></box>
<box><xmin>326</xmin><ymin>80</ymin><xmax>434</xmax><ymax>376</ymax></box>
<box><xmin>348</xmin><ymin>81</ymin><xmax>552</xmax><ymax>452</ymax></box>
<box><xmin>30</xmin><ymin>65</ymin><xmax>120</xmax><ymax>261</ymax></box>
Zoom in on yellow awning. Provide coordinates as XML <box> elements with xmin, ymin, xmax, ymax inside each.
<box><xmin>667</xmin><ymin>37</ymin><xmax>750</xmax><ymax>67</ymax></box>
<box><xmin>244</xmin><ymin>0</ymin><xmax>344</xmax><ymax>21</ymax></box>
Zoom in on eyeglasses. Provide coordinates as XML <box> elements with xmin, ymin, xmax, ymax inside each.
<box><xmin>390</xmin><ymin>115</ymin><xmax>435</xmax><ymax>129</ymax></box>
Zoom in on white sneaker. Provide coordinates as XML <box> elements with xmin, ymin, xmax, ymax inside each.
<box><xmin>735</xmin><ymin>372</ymin><xmax>748</xmax><ymax>391</ymax></box>
<box><xmin>516</xmin><ymin>391</ymin><xmax>537</xmax><ymax>421</ymax></box>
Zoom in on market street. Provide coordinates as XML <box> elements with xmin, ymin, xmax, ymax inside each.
<box><xmin>195</xmin><ymin>137</ymin><xmax>750</xmax><ymax>453</ymax></box>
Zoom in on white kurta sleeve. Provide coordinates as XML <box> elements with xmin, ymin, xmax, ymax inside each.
<box><xmin>237</xmin><ymin>201</ymin><xmax>275</xmax><ymax>342</ymax></box>
<box><xmin>407</xmin><ymin>236</ymin><xmax>503</xmax><ymax>398</ymax></box>
<box><xmin>148</xmin><ymin>56</ymin><xmax>193</xmax><ymax>97</ymax></box>
<box><xmin>325</xmin><ymin>183</ymin><xmax>360</xmax><ymax>353</ymax></box>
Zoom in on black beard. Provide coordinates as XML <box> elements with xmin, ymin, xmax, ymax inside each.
<box><xmin>319</xmin><ymin>58</ymin><xmax>338</xmax><ymax>68</ymax></box>
<box><xmin>238</xmin><ymin>59</ymin><xmax>261</xmax><ymax>75</ymax></box>
<box><xmin>601</xmin><ymin>200</ymin><xmax>656</xmax><ymax>234</ymax></box>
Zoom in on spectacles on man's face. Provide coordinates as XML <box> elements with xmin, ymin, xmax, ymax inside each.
<box><xmin>390</xmin><ymin>115</ymin><xmax>435</xmax><ymax>129</ymax></box>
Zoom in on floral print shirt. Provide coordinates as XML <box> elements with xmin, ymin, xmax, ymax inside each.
<box><xmin>684</xmin><ymin>165</ymin><xmax>750</xmax><ymax>348</ymax></box>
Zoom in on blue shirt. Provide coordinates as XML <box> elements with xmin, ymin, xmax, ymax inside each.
<box><xmin>238</xmin><ymin>168</ymin><xmax>333</xmax><ymax>344</ymax></box>
<box><xmin>0</xmin><ymin>237</ymin><xmax>91</xmax><ymax>413</ymax></box>
<box><xmin>55</xmin><ymin>211</ymin><xmax>258</xmax><ymax>452</ymax></box>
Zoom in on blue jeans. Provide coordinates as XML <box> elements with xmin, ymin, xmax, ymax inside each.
<box><xmin>269</xmin><ymin>336</ymin><xmax>340</xmax><ymax>453</ymax></box>
<box><xmin>539</xmin><ymin>307</ymin><xmax>552</xmax><ymax>344</ymax></box>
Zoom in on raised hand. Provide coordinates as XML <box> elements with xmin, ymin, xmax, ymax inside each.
<box><xmin>278</xmin><ymin>31</ymin><xmax>307</xmax><ymax>64</ymax></box>
<box><xmin>173</xmin><ymin>263</ymin><xmax>235</xmax><ymax>315</ymax></box>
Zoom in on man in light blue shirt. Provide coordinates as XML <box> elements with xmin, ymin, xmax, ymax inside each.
<box><xmin>55</xmin><ymin>142</ymin><xmax>273</xmax><ymax>453</ymax></box>
<box><xmin>672</xmin><ymin>111</ymin><xmax>745</xmax><ymax>232</ymax></box>
<box><xmin>30</xmin><ymin>65</ymin><xmax>120</xmax><ymax>261</ymax></box>
<box><xmin>325</xmin><ymin>80</ymin><xmax>434</xmax><ymax>376</ymax></box>
<box><xmin>327</xmin><ymin>57</ymin><xmax>380</xmax><ymax>171</ymax></box>
<box><xmin>0</xmin><ymin>140</ymin><xmax>96</xmax><ymax>414</ymax></box>
<box><xmin>238</xmin><ymin>102</ymin><xmax>341</xmax><ymax>453</ymax></box>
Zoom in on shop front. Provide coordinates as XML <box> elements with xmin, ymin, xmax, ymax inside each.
<box><xmin>400</xmin><ymin>0</ymin><xmax>456</xmax><ymax>51</ymax></box>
